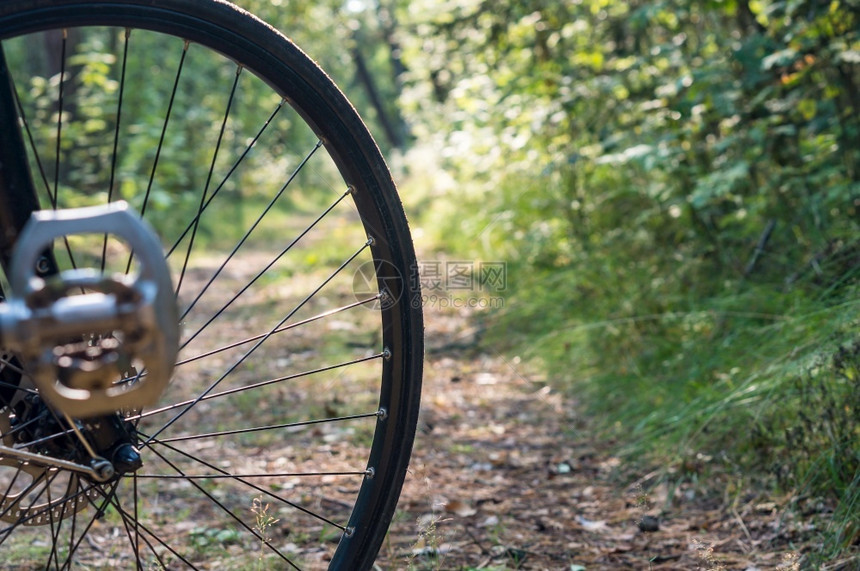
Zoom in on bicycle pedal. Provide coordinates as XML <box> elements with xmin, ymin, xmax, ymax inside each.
<box><xmin>0</xmin><ymin>202</ymin><xmax>178</xmax><ymax>417</ymax></box>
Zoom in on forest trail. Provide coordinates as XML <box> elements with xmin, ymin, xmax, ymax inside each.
<box><xmin>376</xmin><ymin>304</ymin><xmax>808</xmax><ymax>570</ymax></box>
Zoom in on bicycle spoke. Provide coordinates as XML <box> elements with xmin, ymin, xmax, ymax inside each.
<box><xmin>46</xmin><ymin>481</ymin><xmax>62</xmax><ymax>570</ymax></box>
<box><xmin>131</xmin><ymin>475</ymin><xmax>141</xmax><ymax>570</ymax></box>
<box><xmin>174</xmin><ymin>65</ymin><xmax>243</xmax><ymax>295</ymax></box>
<box><xmin>163</xmin><ymin>103</ymin><xmax>289</xmax><ymax>263</ymax></box>
<box><xmin>106</xmin><ymin>28</ymin><xmax>130</xmax><ymax>205</ymax></box>
<box><xmin>111</xmin><ymin>294</ymin><xmax>380</xmax><ymax>392</ymax></box>
<box><xmin>51</xmin><ymin>30</ymin><xmax>67</xmax><ymax>209</ymax></box>
<box><xmin>10</xmin><ymin>427</ymin><xmax>77</xmax><ymax>451</ymax></box>
<box><xmin>140</xmin><ymin>40</ymin><xmax>189</xmax><ymax>219</ymax></box>
<box><xmin>7</xmin><ymin>52</ymin><xmax>52</xmax><ymax>203</ymax></box>
<box><xmin>0</xmin><ymin>375</ymin><xmax>36</xmax><ymax>397</ymax></box>
<box><xmin>122</xmin><ymin>38</ymin><xmax>190</xmax><ymax>276</ymax></box>
<box><xmin>177</xmin><ymin>185</ymin><xmax>351</xmax><ymax>352</ymax></box>
<box><xmin>97</xmin><ymin>485</ymin><xmax>193</xmax><ymax>570</ymax></box>
<box><xmin>1</xmin><ymin>415</ymin><xmax>48</xmax><ymax>442</ymax></box>
<box><xmin>173</xmin><ymin>295</ymin><xmax>380</xmax><ymax>368</ymax></box>
<box><xmin>145</xmin><ymin>239</ymin><xmax>372</xmax><ymax>442</ymax></box>
<box><xmin>174</xmin><ymin>140</ymin><xmax>327</xmax><ymax>324</ymax></box>
<box><xmin>56</xmin><ymin>482</ymin><xmax>119</xmax><ymax>569</ymax></box>
<box><xmin>135</xmin><ymin>442</ymin><xmax>300</xmax><ymax>569</ymax></box>
<box><xmin>0</xmin><ymin>5</ymin><xmax>421</xmax><ymax>566</ymax></box>
<box><xmin>153</xmin><ymin>411</ymin><xmax>381</xmax><ymax>443</ymax></box>
<box><xmin>64</xmin><ymin>494</ymin><xmax>81</xmax><ymax>571</ymax></box>
<box><xmin>132</xmin><ymin>470</ymin><xmax>368</xmax><ymax>479</ymax></box>
<box><xmin>0</xmin><ymin>464</ymin><xmax>24</xmax><ymax>503</ymax></box>
<box><xmin>143</xmin><ymin>435</ymin><xmax>349</xmax><ymax>536</ymax></box>
<box><xmin>139</xmin><ymin>351</ymin><xmax>385</xmax><ymax>420</ymax></box>
<box><xmin>102</xmin><ymin>27</ymin><xmax>130</xmax><ymax>271</ymax></box>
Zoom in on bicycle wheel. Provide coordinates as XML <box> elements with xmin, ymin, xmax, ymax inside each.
<box><xmin>0</xmin><ymin>1</ymin><xmax>422</xmax><ymax>569</ymax></box>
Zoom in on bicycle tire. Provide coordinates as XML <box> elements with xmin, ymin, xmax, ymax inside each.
<box><xmin>0</xmin><ymin>1</ymin><xmax>422</xmax><ymax>569</ymax></box>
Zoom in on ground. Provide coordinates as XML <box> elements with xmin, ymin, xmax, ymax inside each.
<box><xmin>374</xmin><ymin>304</ymin><xmax>830</xmax><ymax>570</ymax></box>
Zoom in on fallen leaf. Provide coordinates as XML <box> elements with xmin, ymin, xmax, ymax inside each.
<box><xmin>444</xmin><ymin>499</ymin><xmax>477</xmax><ymax>517</ymax></box>
<box><xmin>576</xmin><ymin>515</ymin><xmax>609</xmax><ymax>532</ymax></box>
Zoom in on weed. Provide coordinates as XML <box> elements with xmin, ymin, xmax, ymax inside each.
<box><xmin>250</xmin><ymin>495</ymin><xmax>280</xmax><ymax>570</ymax></box>
<box><xmin>690</xmin><ymin>538</ymin><xmax>726</xmax><ymax>571</ymax></box>
<box><xmin>407</xmin><ymin>514</ymin><xmax>446</xmax><ymax>571</ymax></box>
<box><xmin>777</xmin><ymin>552</ymin><xmax>801</xmax><ymax>570</ymax></box>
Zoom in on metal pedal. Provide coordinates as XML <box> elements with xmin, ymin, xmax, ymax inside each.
<box><xmin>0</xmin><ymin>202</ymin><xmax>178</xmax><ymax>417</ymax></box>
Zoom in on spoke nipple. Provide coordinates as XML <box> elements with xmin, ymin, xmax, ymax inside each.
<box><xmin>377</xmin><ymin>407</ymin><xmax>388</xmax><ymax>420</ymax></box>
<box><xmin>365</xmin><ymin>466</ymin><xmax>376</xmax><ymax>480</ymax></box>
<box><xmin>344</xmin><ymin>526</ymin><xmax>355</xmax><ymax>538</ymax></box>
<box><xmin>382</xmin><ymin>347</ymin><xmax>391</xmax><ymax>360</ymax></box>
<box><xmin>366</xmin><ymin>236</ymin><xmax>375</xmax><ymax>246</ymax></box>
<box><xmin>378</xmin><ymin>291</ymin><xmax>392</xmax><ymax>309</ymax></box>
<box><xmin>346</xmin><ymin>185</ymin><xmax>356</xmax><ymax>195</ymax></box>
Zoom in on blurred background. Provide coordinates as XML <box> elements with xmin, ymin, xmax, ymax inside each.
<box><xmin>231</xmin><ymin>0</ymin><xmax>859</xmax><ymax>561</ymax></box>
<box><xmin>15</xmin><ymin>0</ymin><xmax>857</xmax><ymax>563</ymax></box>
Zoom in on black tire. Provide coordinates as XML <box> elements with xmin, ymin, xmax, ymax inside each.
<box><xmin>0</xmin><ymin>1</ymin><xmax>422</xmax><ymax>569</ymax></box>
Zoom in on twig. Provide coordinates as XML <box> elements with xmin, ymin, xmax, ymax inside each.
<box><xmin>463</xmin><ymin>525</ymin><xmax>491</xmax><ymax>556</ymax></box>
<box><xmin>743</xmin><ymin>218</ymin><xmax>776</xmax><ymax>278</ymax></box>
<box><xmin>627</xmin><ymin>469</ymin><xmax>661</xmax><ymax>491</ymax></box>
<box><xmin>731</xmin><ymin>504</ymin><xmax>753</xmax><ymax>548</ymax></box>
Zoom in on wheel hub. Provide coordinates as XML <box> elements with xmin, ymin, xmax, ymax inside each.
<box><xmin>0</xmin><ymin>356</ymin><xmax>143</xmax><ymax>525</ymax></box>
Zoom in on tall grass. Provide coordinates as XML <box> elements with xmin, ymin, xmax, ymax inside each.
<box><xmin>481</xmin><ymin>256</ymin><xmax>859</xmax><ymax>557</ymax></box>
<box><xmin>404</xmin><ymin>158</ymin><xmax>860</xmax><ymax>563</ymax></box>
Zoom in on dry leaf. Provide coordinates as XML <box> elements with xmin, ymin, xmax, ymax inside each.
<box><xmin>576</xmin><ymin>515</ymin><xmax>609</xmax><ymax>532</ymax></box>
<box><xmin>444</xmin><ymin>499</ymin><xmax>477</xmax><ymax>517</ymax></box>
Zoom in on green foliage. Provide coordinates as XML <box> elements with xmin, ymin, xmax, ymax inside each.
<box><xmin>2</xmin><ymin>0</ymin><xmax>857</xmax><ymax>561</ymax></box>
<box><xmin>231</xmin><ymin>0</ymin><xmax>408</xmax><ymax>152</ymax></box>
<box><xmin>396</xmin><ymin>0</ymin><xmax>859</xmax><ymax>560</ymax></box>
<box><xmin>6</xmin><ymin>25</ymin><xmax>339</xmax><ymax>247</ymax></box>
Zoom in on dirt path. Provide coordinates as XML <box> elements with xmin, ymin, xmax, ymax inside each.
<box><xmin>375</xmin><ymin>306</ymin><xmax>807</xmax><ymax>570</ymax></box>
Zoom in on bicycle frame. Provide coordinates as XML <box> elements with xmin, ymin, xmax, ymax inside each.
<box><xmin>0</xmin><ymin>44</ymin><xmax>57</xmax><ymax>279</ymax></box>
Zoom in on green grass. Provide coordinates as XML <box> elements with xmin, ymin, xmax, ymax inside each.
<box><xmin>478</xmin><ymin>257</ymin><xmax>859</xmax><ymax>561</ymax></box>
<box><xmin>404</xmin><ymin>148</ymin><xmax>860</xmax><ymax>563</ymax></box>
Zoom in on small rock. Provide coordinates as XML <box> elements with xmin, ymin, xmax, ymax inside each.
<box><xmin>638</xmin><ymin>514</ymin><xmax>660</xmax><ymax>532</ymax></box>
